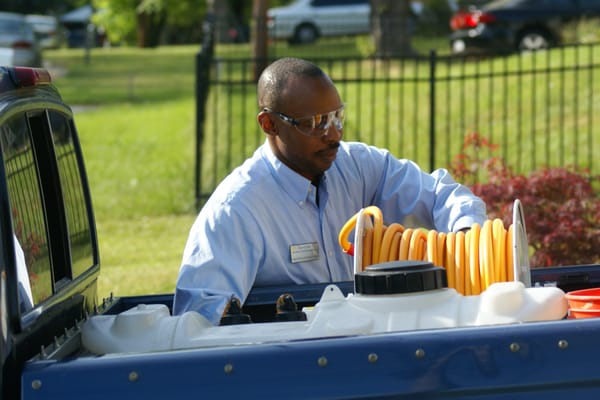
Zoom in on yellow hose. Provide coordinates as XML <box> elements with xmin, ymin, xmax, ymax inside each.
<box><xmin>338</xmin><ymin>206</ymin><xmax>383</xmax><ymax>259</ymax></box>
<box><xmin>427</xmin><ymin>230</ymin><xmax>438</xmax><ymax>265</ymax></box>
<box><xmin>480</xmin><ymin>219</ymin><xmax>494</xmax><ymax>289</ymax></box>
<box><xmin>445</xmin><ymin>232</ymin><xmax>456</xmax><ymax>289</ymax></box>
<box><xmin>464</xmin><ymin>229</ymin><xmax>472</xmax><ymax>295</ymax></box>
<box><xmin>469</xmin><ymin>224</ymin><xmax>481</xmax><ymax>295</ymax></box>
<box><xmin>388</xmin><ymin>231</ymin><xmax>403</xmax><ymax>262</ymax></box>
<box><xmin>437</xmin><ymin>232</ymin><xmax>446</xmax><ymax>271</ymax></box>
<box><xmin>379</xmin><ymin>223</ymin><xmax>404</xmax><ymax>263</ymax></box>
<box><xmin>338</xmin><ymin>206</ymin><xmax>517</xmax><ymax>295</ymax></box>
<box><xmin>363</xmin><ymin>228</ymin><xmax>373</xmax><ymax>269</ymax></box>
<box><xmin>399</xmin><ymin>229</ymin><xmax>413</xmax><ymax>261</ymax></box>
<box><xmin>494</xmin><ymin>219</ymin><xmax>506</xmax><ymax>282</ymax></box>
<box><xmin>455</xmin><ymin>231</ymin><xmax>466</xmax><ymax>294</ymax></box>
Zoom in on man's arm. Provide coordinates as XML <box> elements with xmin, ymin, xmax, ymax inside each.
<box><xmin>173</xmin><ymin>204</ymin><xmax>263</xmax><ymax>324</ymax></box>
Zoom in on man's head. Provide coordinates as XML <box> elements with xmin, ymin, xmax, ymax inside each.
<box><xmin>257</xmin><ymin>57</ymin><xmax>343</xmax><ymax>181</ymax></box>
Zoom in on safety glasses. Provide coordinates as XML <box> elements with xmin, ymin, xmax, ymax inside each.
<box><xmin>265</xmin><ymin>106</ymin><xmax>345</xmax><ymax>137</ymax></box>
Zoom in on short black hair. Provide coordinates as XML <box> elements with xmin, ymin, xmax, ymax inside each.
<box><xmin>257</xmin><ymin>57</ymin><xmax>326</xmax><ymax>110</ymax></box>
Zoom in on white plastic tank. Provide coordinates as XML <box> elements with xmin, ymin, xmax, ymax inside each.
<box><xmin>82</xmin><ymin>261</ymin><xmax>567</xmax><ymax>355</ymax></box>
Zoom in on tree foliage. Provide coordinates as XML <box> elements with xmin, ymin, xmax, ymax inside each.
<box><xmin>92</xmin><ymin>0</ymin><xmax>205</xmax><ymax>46</ymax></box>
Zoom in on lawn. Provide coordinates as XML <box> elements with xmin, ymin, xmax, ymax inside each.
<box><xmin>45</xmin><ymin>46</ymin><xmax>201</xmax><ymax>299</ymax></box>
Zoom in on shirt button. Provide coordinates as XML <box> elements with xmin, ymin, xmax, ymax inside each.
<box><xmin>328</xmin><ymin>251</ymin><xmax>333</xmax><ymax>256</ymax></box>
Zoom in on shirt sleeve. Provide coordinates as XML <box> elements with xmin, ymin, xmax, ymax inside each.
<box><xmin>357</xmin><ymin>146</ymin><xmax>487</xmax><ymax>232</ymax></box>
<box><xmin>173</xmin><ymin>203</ymin><xmax>264</xmax><ymax>325</ymax></box>
<box><xmin>429</xmin><ymin>167</ymin><xmax>488</xmax><ymax>231</ymax></box>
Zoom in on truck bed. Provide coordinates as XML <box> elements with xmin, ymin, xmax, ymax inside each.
<box><xmin>19</xmin><ymin>264</ymin><xmax>600</xmax><ymax>400</ymax></box>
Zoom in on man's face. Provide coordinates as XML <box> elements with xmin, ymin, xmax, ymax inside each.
<box><xmin>265</xmin><ymin>76</ymin><xmax>343</xmax><ymax>181</ymax></box>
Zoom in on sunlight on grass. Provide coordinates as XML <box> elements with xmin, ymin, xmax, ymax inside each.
<box><xmin>44</xmin><ymin>47</ymin><xmax>200</xmax><ymax>296</ymax></box>
<box><xmin>74</xmin><ymin>100</ymin><xmax>196</xmax><ymax>297</ymax></box>
<box><xmin>73</xmin><ymin>99</ymin><xmax>196</xmax><ymax>219</ymax></box>
<box><xmin>46</xmin><ymin>46</ymin><xmax>198</xmax><ymax>105</ymax></box>
<box><xmin>96</xmin><ymin>214</ymin><xmax>197</xmax><ymax>298</ymax></box>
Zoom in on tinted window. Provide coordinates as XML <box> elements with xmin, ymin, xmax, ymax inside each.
<box><xmin>1</xmin><ymin>113</ymin><xmax>52</xmax><ymax>306</ymax></box>
<box><xmin>49</xmin><ymin>111</ymin><xmax>94</xmax><ymax>278</ymax></box>
<box><xmin>1</xmin><ymin>110</ymin><xmax>96</xmax><ymax>311</ymax></box>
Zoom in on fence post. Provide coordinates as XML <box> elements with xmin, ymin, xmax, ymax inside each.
<box><xmin>428</xmin><ymin>49</ymin><xmax>436</xmax><ymax>172</ymax></box>
<box><xmin>195</xmin><ymin>11</ymin><xmax>216</xmax><ymax>210</ymax></box>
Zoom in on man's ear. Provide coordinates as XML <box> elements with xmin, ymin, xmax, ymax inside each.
<box><xmin>258</xmin><ymin>111</ymin><xmax>277</xmax><ymax>136</ymax></box>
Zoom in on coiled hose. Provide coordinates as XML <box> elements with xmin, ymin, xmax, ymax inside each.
<box><xmin>338</xmin><ymin>206</ymin><xmax>515</xmax><ymax>296</ymax></box>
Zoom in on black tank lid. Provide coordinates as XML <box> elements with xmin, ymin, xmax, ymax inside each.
<box><xmin>355</xmin><ymin>260</ymin><xmax>447</xmax><ymax>295</ymax></box>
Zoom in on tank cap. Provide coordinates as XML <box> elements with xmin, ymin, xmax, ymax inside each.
<box><xmin>355</xmin><ymin>260</ymin><xmax>447</xmax><ymax>295</ymax></box>
<box><xmin>219</xmin><ymin>295</ymin><xmax>252</xmax><ymax>325</ymax></box>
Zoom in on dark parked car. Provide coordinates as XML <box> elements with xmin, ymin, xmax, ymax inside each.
<box><xmin>449</xmin><ymin>0</ymin><xmax>600</xmax><ymax>54</ymax></box>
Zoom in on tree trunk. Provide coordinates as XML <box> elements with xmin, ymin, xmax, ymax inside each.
<box><xmin>136</xmin><ymin>9</ymin><xmax>167</xmax><ymax>48</ymax></box>
<box><xmin>252</xmin><ymin>0</ymin><xmax>269</xmax><ymax>81</ymax></box>
<box><xmin>370</xmin><ymin>0</ymin><xmax>417</xmax><ymax>57</ymax></box>
<box><xmin>136</xmin><ymin>11</ymin><xmax>148</xmax><ymax>48</ymax></box>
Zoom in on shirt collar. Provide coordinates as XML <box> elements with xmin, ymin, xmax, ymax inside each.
<box><xmin>261</xmin><ymin>142</ymin><xmax>314</xmax><ymax>205</ymax></box>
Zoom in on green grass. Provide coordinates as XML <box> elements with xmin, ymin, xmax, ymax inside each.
<box><xmin>75</xmin><ymin>101</ymin><xmax>197</xmax><ymax>298</ymax></box>
<box><xmin>46</xmin><ymin>46</ymin><xmax>198</xmax><ymax>104</ymax></box>
<box><xmin>45</xmin><ymin>46</ymin><xmax>201</xmax><ymax>299</ymax></box>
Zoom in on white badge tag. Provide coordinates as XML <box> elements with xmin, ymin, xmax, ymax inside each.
<box><xmin>290</xmin><ymin>242</ymin><xmax>320</xmax><ymax>263</ymax></box>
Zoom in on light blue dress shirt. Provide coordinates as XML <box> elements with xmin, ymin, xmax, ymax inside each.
<box><xmin>173</xmin><ymin>141</ymin><xmax>487</xmax><ymax>324</ymax></box>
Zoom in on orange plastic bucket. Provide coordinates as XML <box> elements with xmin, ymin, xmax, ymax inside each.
<box><xmin>568</xmin><ymin>308</ymin><xmax>600</xmax><ymax>319</ymax></box>
<box><xmin>565</xmin><ymin>288</ymin><xmax>600</xmax><ymax>318</ymax></box>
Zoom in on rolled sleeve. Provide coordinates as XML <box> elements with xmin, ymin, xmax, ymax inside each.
<box><xmin>173</xmin><ymin>204</ymin><xmax>263</xmax><ymax>324</ymax></box>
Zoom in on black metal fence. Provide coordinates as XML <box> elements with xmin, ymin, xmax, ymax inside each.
<box><xmin>195</xmin><ymin>44</ymin><xmax>599</xmax><ymax>207</ymax></box>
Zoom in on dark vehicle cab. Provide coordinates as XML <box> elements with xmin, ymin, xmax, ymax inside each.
<box><xmin>450</xmin><ymin>0</ymin><xmax>600</xmax><ymax>54</ymax></box>
<box><xmin>1</xmin><ymin>66</ymin><xmax>600</xmax><ymax>399</ymax></box>
<box><xmin>0</xmin><ymin>67</ymin><xmax>99</xmax><ymax>399</ymax></box>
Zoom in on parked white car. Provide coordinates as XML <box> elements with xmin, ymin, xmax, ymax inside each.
<box><xmin>267</xmin><ymin>0</ymin><xmax>371</xmax><ymax>44</ymax></box>
<box><xmin>0</xmin><ymin>12</ymin><xmax>42</xmax><ymax>67</ymax></box>
<box><xmin>25</xmin><ymin>14</ymin><xmax>62</xmax><ymax>49</ymax></box>
<box><xmin>267</xmin><ymin>0</ymin><xmax>432</xmax><ymax>44</ymax></box>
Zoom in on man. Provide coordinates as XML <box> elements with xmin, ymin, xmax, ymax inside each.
<box><xmin>173</xmin><ymin>57</ymin><xmax>487</xmax><ymax>324</ymax></box>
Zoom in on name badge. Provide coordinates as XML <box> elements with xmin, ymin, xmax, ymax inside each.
<box><xmin>290</xmin><ymin>242</ymin><xmax>320</xmax><ymax>263</ymax></box>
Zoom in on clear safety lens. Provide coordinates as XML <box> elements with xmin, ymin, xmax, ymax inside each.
<box><xmin>267</xmin><ymin>106</ymin><xmax>345</xmax><ymax>137</ymax></box>
<box><xmin>297</xmin><ymin>107</ymin><xmax>345</xmax><ymax>136</ymax></box>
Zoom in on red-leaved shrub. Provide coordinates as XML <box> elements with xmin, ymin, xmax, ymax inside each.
<box><xmin>450</xmin><ymin>133</ymin><xmax>600</xmax><ymax>267</ymax></box>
